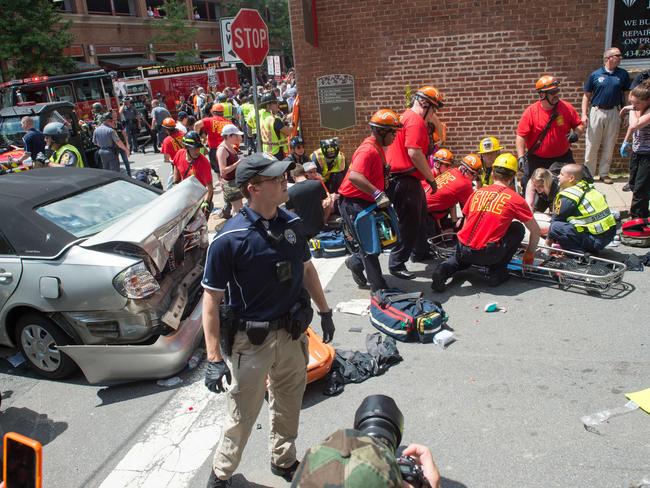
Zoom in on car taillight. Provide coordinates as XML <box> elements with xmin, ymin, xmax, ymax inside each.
<box><xmin>113</xmin><ymin>262</ymin><xmax>160</xmax><ymax>299</ymax></box>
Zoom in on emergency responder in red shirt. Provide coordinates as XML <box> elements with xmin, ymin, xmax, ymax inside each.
<box><xmin>431</xmin><ymin>153</ymin><xmax>541</xmax><ymax>292</ymax></box>
<box><xmin>172</xmin><ymin>130</ymin><xmax>214</xmax><ymax>215</ymax></box>
<box><xmin>386</xmin><ymin>85</ymin><xmax>444</xmax><ymax>279</ymax></box>
<box><xmin>161</xmin><ymin>117</ymin><xmax>185</xmax><ymax>188</ymax></box>
<box><xmin>423</xmin><ymin>153</ymin><xmax>483</xmax><ymax>229</ymax></box>
<box><xmin>194</xmin><ymin>102</ymin><xmax>229</xmax><ymax>174</ymax></box>
<box><xmin>338</xmin><ymin>109</ymin><xmax>402</xmax><ymax>291</ymax></box>
<box><xmin>516</xmin><ymin>76</ymin><xmax>585</xmax><ymax>189</ymax></box>
<box><xmin>430</xmin><ymin>148</ymin><xmax>454</xmax><ymax>178</ymax></box>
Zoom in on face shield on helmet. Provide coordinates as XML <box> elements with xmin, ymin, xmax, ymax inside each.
<box><xmin>320</xmin><ymin>138</ymin><xmax>340</xmax><ymax>159</ymax></box>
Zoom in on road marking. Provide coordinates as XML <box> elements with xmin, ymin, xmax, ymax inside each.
<box><xmin>99</xmin><ymin>255</ymin><xmax>346</xmax><ymax>488</ymax></box>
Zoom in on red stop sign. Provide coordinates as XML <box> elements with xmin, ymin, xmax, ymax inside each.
<box><xmin>231</xmin><ymin>9</ymin><xmax>269</xmax><ymax>67</ymax></box>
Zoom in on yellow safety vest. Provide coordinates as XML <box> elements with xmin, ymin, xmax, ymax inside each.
<box><xmin>261</xmin><ymin>113</ymin><xmax>289</xmax><ymax>156</ymax></box>
<box><xmin>554</xmin><ymin>180</ymin><xmax>616</xmax><ymax>235</ymax></box>
<box><xmin>222</xmin><ymin>101</ymin><xmax>233</xmax><ymax>120</ymax></box>
<box><xmin>51</xmin><ymin>144</ymin><xmax>84</xmax><ymax>168</ymax></box>
<box><xmin>241</xmin><ymin>103</ymin><xmax>254</xmax><ymax>123</ymax></box>
<box><xmin>312</xmin><ymin>149</ymin><xmax>346</xmax><ymax>183</ymax></box>
<box><xmin>246</xmin><ymin>107</ymin><xmax>267</xmax><ymax>135</ymax></box>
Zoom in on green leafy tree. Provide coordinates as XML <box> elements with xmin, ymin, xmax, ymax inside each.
<box><xmin>221</xmin><ymin>0</ymin><xmax>292</xmax><ymax>62</ymax></box>
<box><xmin>0</xmin><ymin>0</ymin><xmax>74</xmax><ymax>80</ymax></box>
<box><xmin>152</xmin><ymin>0</ymin><xmax>200</xmax><ymax>66</ymax></box>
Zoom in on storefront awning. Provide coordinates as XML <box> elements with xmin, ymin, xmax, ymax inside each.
<box><xmin>156</xmin><ymin>54</ymin><xmax>203</xmax><ymax>64</ymax></box>
<box><xmin>99</xmin><ymin>57</ymin><xmax>158</xmax><ymax>69</ymax></box>
<box><xmin>73</xmin><ymin>60</ymin><xmax>102</xmax><ymax>72</ymax></box>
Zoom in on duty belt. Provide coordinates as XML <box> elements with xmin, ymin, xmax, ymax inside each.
<box><xmin>237</xmin><ymin>315</ymin><xmax>289</xmax><ymax>331</ymax></box>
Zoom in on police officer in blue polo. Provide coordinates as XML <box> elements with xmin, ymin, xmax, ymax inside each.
<box><xmin>201</xmin><ymin>153</ymin><xmax>336</xmax><ymax>488</ymax></box>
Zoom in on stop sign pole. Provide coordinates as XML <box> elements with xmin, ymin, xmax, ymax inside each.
<box><xmin>231</xmin><ymin>8</ymin><xmax>270</xmax><ymax>153</ymax></box>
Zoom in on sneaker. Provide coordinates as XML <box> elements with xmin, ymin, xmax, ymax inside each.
<box><xmin>345</xmin><ymin>257</ymin><xmax>368</xmax><ymax>287</ymax></box>
<box><xmin>601</xmin><ymin>176</ymin><xmax>614</xmax><ymax>184</ymax></box>
<box><xmin>207</xmin><ymin>471</ymin><xmax>231</xmax><ymax>488</ymax></box>
<box><xmin>622</xmin><ymin>183</ymin><xmax>632</xmax><ymax>192</ymax></box>
<box><xmin>430</xmin><ymin>267</ymin><xmax>447</xmax><ymax>292</ymax></box>
<box><xmin>411</xmin><ymin>252</ymin><xmax>434</xmax><ymax>263</ymax></box>
<box><xmin>271</xmin><ymin>460</ymin><xmax>300</xmax><ymax>482</ymax></box>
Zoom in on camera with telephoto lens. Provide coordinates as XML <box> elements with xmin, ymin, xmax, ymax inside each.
<box><xmin>354</xmin><ymin>395</ymin><xmax>431</xmax><ymax>488</ymax></box>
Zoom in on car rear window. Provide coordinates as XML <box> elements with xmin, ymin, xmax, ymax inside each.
<box><xmin>35</xmin><ymin>180</ymin><xmax>158</xmax><ymax>238</ymax></box>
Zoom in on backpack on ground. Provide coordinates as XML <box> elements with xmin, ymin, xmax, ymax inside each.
<box><xmin>370</xmin><ymin>289</ymin><xmax>448</xmax><ymax>343</ymax></box>
<box><xmin>309</xmin><ymin>230</ymin><xmax>347</xmax><ymax>258</ymax></box>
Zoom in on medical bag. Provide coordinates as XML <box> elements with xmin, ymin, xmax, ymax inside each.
<box><xmin>353</xmin><ymin>204</ymin><xmax>400</xmax><ymax>255</ymax></box>
<box><xmin>309</xmin><ymin>230</ymin><xmax>347</xmax><ymax>258</ymax></box>
<box><xmin>369</xmin><ymin>289</ymin><xmax>448</xmax><ymax>343</ymax></box>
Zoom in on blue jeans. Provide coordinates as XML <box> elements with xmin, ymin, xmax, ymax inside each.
<box><xmin>548</xmin><ymin>221</ymin><xmax>615</xmax><ymax>253</ymax></box>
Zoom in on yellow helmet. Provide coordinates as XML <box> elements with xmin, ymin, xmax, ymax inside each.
<box><xmin>492</xmin><ymin>153</ymin><xmax>518</xmax><ymax>173</ymax></box>
<box><xmin>478</xmin><ymin>136</ymin><xmax>502</xmax><ymax>154</ymax></box>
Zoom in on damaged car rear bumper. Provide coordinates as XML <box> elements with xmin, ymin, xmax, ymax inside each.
<box><xmin>59</xmin><ymin>296</ymin><xmax>204</xmax><ymax>384</ymax></box>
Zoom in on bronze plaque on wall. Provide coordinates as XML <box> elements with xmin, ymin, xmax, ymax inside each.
<box><xmin>317</xmin><ymin>74</ymin><xmax>356</xmax><ymax>131</ymax></box>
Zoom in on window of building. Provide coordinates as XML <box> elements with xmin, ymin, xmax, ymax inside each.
<box><xmin>146</xmin><ymin>0</ymin><xmax>167</xmax><ymax>17</ymax></box>
<box><xmin>86</xmin><ymin>0</ymin><xmax>133</xmax><ymax>15</ymax></box>
<box><xmin>51</xmin><ymin>0</ymin><xmax>74</xmax><ymax>12</ymax></box>
<box><xmin>113</xmin><ymin>0</ymin><xmax>133</xmax><ymax>15</ymax></box>
<box><xmin>192</xmin><ymin>0</ymin><xmax>219</xmax><ymax>21</ymax></box>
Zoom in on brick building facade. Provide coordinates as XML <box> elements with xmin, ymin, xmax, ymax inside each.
<box><xmin>289</xmin><ymin>0</ymin><xmax>648</xmax><ymax>172</ymax></box>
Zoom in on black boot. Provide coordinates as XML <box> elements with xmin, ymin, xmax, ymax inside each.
<box><xmin>345</xmin><ymin>256</ymin><xmax>368</xmax><ymax>288</ymax></box>
<box><xmin>271</xmin><ymin>460</ymin><xmax>300</xmax><ymax>482</ymax></box>
<box><xmin>207</xmin><ymin>470</ymin><xmax>231</xmax><ymax>488</ymax></box>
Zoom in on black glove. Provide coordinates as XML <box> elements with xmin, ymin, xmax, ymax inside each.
<box><xmin>318</xmin><ymin>310</ymin><xmax>335</xmax><ymax>343</ymax></box>
<box><xmin>567</xmin><ymin>131</ymin><xmax>579</xmax><ymax>143</ymax></box>
<box><xmin>426</xmin><ymin>179</ymin><xmax>437</xmax><ymax>194</ymax></box>
<box><xmin>517</xmin><ymin>156</ymin><xmax>528</xmax><ymax>173</ymax></box>
<box><xmin>204</xmin><ymin>360</ymin><xmax>231</xmax><ymax>393</ymax></box>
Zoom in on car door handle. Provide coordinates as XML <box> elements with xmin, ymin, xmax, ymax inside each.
<box><xmin>0</xmin><ymin>272</ymin><xmax>12</xmax><ymax>282</ymax></box>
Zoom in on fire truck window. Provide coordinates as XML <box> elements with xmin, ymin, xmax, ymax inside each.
<box><xmin>16</xmin><ymin>85</ymin><xmax>48</xmax><ymax>104</ymax></box>
<box><xmin>50</xmin><ymin>84</ymin><xmax>75</xmax><ymax>103</ymax></box>
<box><xmin>75</xmin><ymin>78</ymin><xmax>102</xmax><ymax>102</ymax></box>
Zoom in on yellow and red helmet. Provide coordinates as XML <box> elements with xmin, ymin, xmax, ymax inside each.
<box><xmin>369</xmin><ymin>109</ymin><xmax>403</xmax><ymax>130</ymax></box>
<box><xmin>162</xmin><ymin>117</ymin><xmax>176</xmax><ymax>129</ymax></box>
<box><xmin>415</xmin><ymin>85</ymin><xmax>444</xmax><ymax>109</ymax></box>
<box><xmin>433</xmin><ymin>148</ymin><xmax>454</xmax><ymax>165</ymax></box>
<box><xmin>461</xmin><ymin>154</ymin><xmax>483</xmax><ymax>173</ymax></box>
<box><xmin>535</xmin><ymin>75</ymin><xmax>560</xmax><ymax>92</ymax></box>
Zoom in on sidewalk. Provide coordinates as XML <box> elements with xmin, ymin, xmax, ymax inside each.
<box><xmin>593</xmin><ymin>177</ymin><xmax>632</xmax><ymax>217</ymax></box>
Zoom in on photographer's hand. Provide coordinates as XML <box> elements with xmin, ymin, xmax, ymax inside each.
<box><xmin>401</xmin><ymin>444</ymin><xmax>441</xmax><ymax>488</ymax></box>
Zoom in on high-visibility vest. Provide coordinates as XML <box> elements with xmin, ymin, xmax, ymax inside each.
<box><xmin>261</xmin><ymin>113</ymin><xmax>289</xmax><ymax>156</ymax></box>
<box><xmin>222</xmin><ymin>101</ymin><xmax>233</xmax><ymax>120</ymax></box>
<box><xmin>246</xmin><ymin>107</ymin><xmax>267</xmax><ymax>135</ymax></box>
<box><xmin>312</xmin><ymin>149</ymin><xmax>346</xmax><ymax>183</ymax></box>
<box><xmin>51</xmin><ymin>144</ymin><xmax>84</xmax><ymax>168</ymax></box>
<box><xmin>554</xmin><ymin>180</ymin><xmax>616</xmax><ymax>235</ymax></box>
<box><xmin>241</xmin><ymin>103</ymin><xmax>254</xmax><ymax>124</ymax></box>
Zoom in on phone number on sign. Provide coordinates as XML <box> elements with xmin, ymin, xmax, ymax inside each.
<box><xmin>624</xmin><ymin>49</ymin><xmax>650</xmax><ymax>58</ymax></box>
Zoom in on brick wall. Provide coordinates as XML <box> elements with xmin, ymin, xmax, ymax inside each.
<box><xmin>289</xmin><ymin>0</ymin><xmax>634</xmax><ymax>173</ymax></box>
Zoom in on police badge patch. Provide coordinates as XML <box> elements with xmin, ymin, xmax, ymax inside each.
<box><xmin>284</xmin><ymin>229</ymin><xmax>297</xmax><ymax>244</ymax></box>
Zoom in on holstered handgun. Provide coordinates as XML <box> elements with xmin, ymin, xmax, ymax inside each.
<box><xmin>219</xmin><ymin>305</ymin><xmax>238</xmax><ymax>357</ymax></box>
<box><xmin>288</xmin><ymin>288</ymin><xmax>314</xmax><ymax>340</ymax></box>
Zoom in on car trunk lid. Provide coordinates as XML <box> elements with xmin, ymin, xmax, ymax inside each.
<box><xmin>80</xmin><ymin>177</ymin><xmax>207</xmax><ymax>271</ymax></box>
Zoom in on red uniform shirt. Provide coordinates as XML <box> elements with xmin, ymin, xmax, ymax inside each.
<box><xmin>201</xmin><ymin>116</ymin><xmax>229</xmax><ymax>148</ymax></box>
<box><xmin>423</xmin><ymin>168</ymin><xmax>474</xmax><ymax>218</ymax></box>
<box><xmin>516</xmin><ymin>100</ymin><xmax>581</xmax><ymax>158</ymax></box>
<box><xmin>387</xmin><ymin>109</ymin><xmax>429</xmax><ymax>180</ymax></box>
<box><xmin>457</xmin><ymin>184</ymin><xmax>532</xmax><ymax>249</ymax></box>
<box><xmin>338</xmin><ymin>137</ymin><xmax>388</xmax><ymax>202</ymax></box>
<box><xmin>173</xmin><ymin>149</ymin><xmax>213</xmax><ymax>188</ymax></box>
<box><xmin>161</xmin><ymin>131</ymin><xmax>184</xmax><ymax>161</ymax></box>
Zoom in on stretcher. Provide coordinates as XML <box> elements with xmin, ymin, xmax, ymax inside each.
<box><xmin>428</xmin><ymin>233</ymin><xmax>627</xmax><ymax>293</ymax></box>
<box><xmin>305</xmin><ymin>327</ymin><xmax>335</xmax><ymax>384</ymax></box>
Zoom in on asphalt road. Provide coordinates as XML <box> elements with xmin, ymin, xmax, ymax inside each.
<box><xmin>1</xmin><ymin>152</ymin><xmax>649</xmax><ymax>487</ymax></box>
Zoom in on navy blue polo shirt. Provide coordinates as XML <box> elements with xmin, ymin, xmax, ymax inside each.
<box><xmin>202</xmin><ymin>206</ymin><xmax>311</xmax><ymax>321</ymax></box>
<box><xmin>22</xmin><ymin>128</ymin><xmax>46</xmax><ymax>158</ymax></box>
<box><xmin>584</xmin><ymin>67</ymin><xmax>631</xmax><ymax>108</ymax></box>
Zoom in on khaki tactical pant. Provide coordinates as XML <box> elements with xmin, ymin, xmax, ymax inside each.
<box><xmin>584</xmin><ymin>106</ymin><xmax>621</xmax><ymax>177</ymax></box>
<box><xmin>213</xmin><ymin>329</ymin><xmax>309</xmax><ymax>480</ymax></box>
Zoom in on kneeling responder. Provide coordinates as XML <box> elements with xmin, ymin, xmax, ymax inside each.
<box><xmin>42</xmin><ymin>122</ymin><xmax>84</xmax><ymax>168</ymax></box>
<box><xmin>429</xmin><ymin>147</ymin><xmax>454</xmax><ymax>178</ymax></box>
<box><xmin>337</xmin><ymin>109</ymin><xmax>402</xmax><ymax>291</ymax></box>
<box><xmin>431</xmin><ymin>153</ymin><xmax>541</xmax><ymax>291</ymax></box>
<box><xmin>423</xmin><ymin>153</ymin><xmax>482</xmax><ymax>230</ymax></box>
<box><xmin>547</xmin><ymin>163</ymin><xmax>616</xmax><ymax>252</ymax></box>
<box><xmin>477</xmin><ymin>136</ymin><xmax>503</xmax><ymax>187</ymax></box>
<box><xmin>310</xmin><ymin>138</ymin><xmax>348</xmax><ymax>194</ymax></box>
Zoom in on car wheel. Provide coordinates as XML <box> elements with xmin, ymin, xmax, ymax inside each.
<box><xmin>15</xmin><ymin>313</ymin><xmax>78</xmax><ymax>379</ymax></box>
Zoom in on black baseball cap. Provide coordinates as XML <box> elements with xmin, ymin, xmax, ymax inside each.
<box><xmin>235</xmin><ymin>153</ymin><xmax>295</xmax><ymax>186</ymax></box>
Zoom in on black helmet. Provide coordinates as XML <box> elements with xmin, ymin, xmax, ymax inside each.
<box><xmin>290</xmin><ymin>135</ymin><xmax>304</xmax><ymax>148</ymax></box>
<box><xmin>259</xmin><ymin>92</ymin><xmax>278</xmax><ymax>106</ymax></box>
<box><xmin>319</xmin><ymin>138</ymin><xmax>340</xmax><ymax>159</ymax></box>
<box><xmin>43</xmin><ymin>122</ymin><xmax>70</xmax><ymax>144</ymax></box>
<box><xmin>92</xmin><ymin>102</ymin><xmax>103</xmax><ymax>112</ymax></box>
<box><xmin>182</xmin><ymin>131</ymin><xmax>203</xmax><ymax>149</ymax></box>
